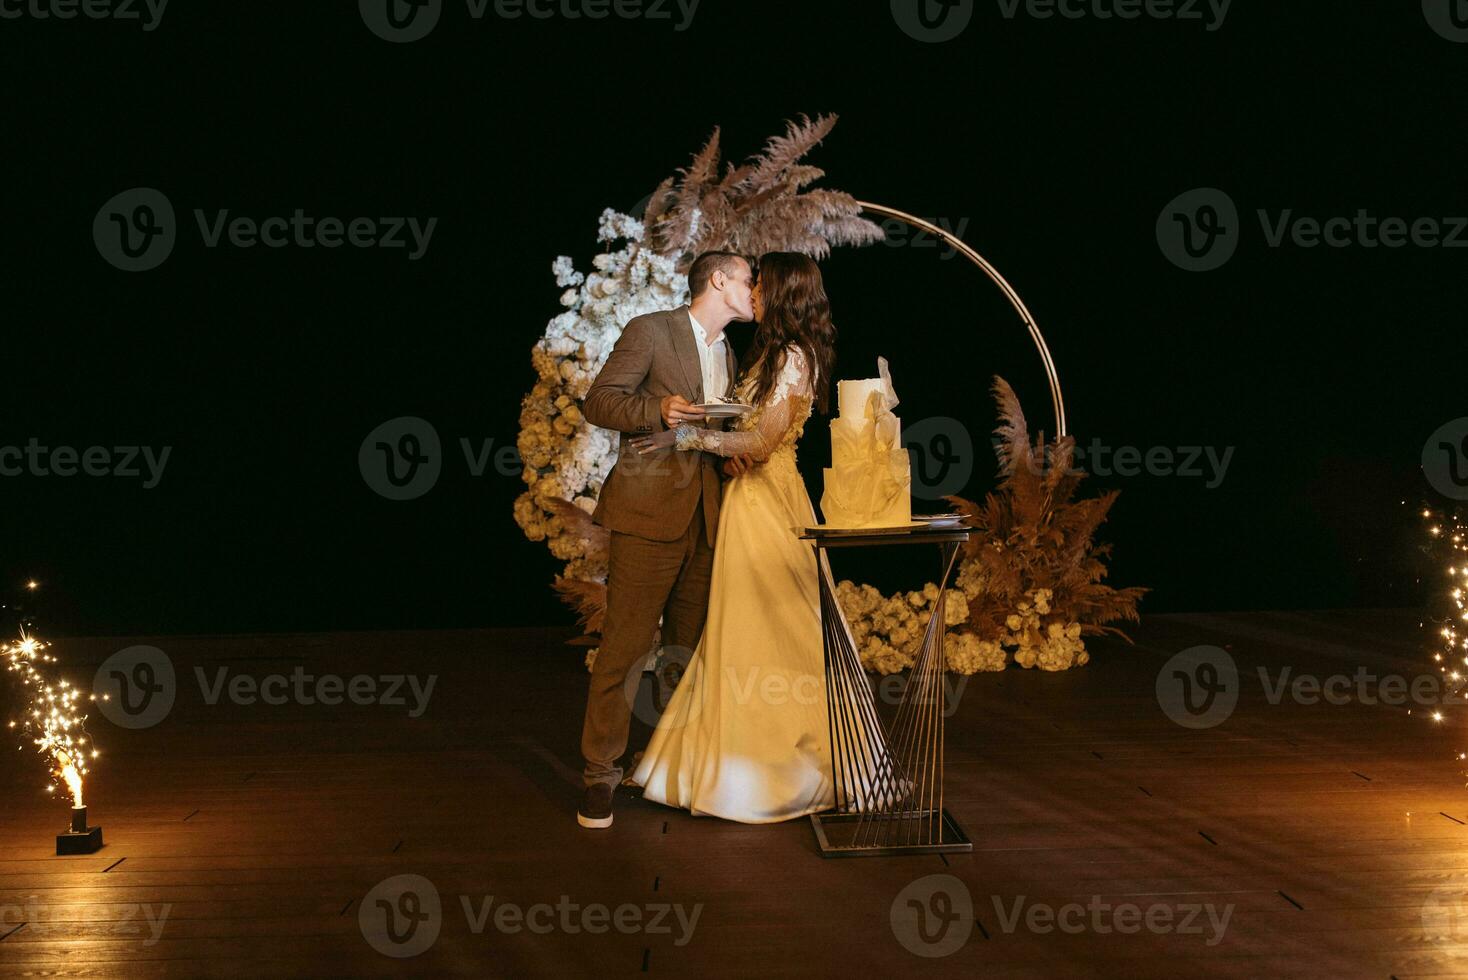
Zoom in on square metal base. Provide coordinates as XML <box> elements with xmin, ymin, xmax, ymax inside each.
<box><xmin>810</xmin><ymin>809</ymin><xmax>972</xmax><ymax>858</ymax></box>
<box><xmin>56</xmin><ymin>826</ymin><xmax>103</xmax><ymax>855</ymax></box>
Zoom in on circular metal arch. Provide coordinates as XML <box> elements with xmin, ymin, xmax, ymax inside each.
<box><xmin>855</xmin><ymin>201</ymin><xmax>1067</xmax><ymax>439</ymax></box>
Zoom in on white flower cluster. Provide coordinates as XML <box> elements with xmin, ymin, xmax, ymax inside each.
<box><xmin>515</xmin><ymin>209</ymin><xmax>689</xmax><ymax>584</ymax></box>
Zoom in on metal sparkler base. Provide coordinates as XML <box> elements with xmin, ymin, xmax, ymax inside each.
<box><xmin>56</xmin><ymin>806</ymin><xmax>103</xmax><ymax>855</ymax></box>
<box><xmin>809</xmin><ymin>809</ymin><xmax>972</xmax><ymax>858</ymax></box>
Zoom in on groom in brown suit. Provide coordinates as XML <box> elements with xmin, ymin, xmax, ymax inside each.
<box><xmin>577</xmin><ymin>251</ymin><xmax>757</xmax><ymax>828</ymax></box>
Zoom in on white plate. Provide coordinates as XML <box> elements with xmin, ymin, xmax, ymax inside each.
<box><xmin>915</xmin><ymin>513</ymin><xmax>966</xmax><ymax>526</ymax></box>
<box><xmin>697</xmin><ymin>402</ymin><xmax>753</xmax><ymax>418</ymax></box>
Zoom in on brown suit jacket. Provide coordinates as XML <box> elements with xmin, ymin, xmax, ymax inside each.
<box><xmin>583</xmin><ymin>305</ymin><xmax>738</xmax><ymax>546</ymax></box>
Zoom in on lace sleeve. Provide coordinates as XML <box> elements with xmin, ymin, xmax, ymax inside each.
<box><xmin>673</xmin><ymin>346</ymin><xmax>813</xmax><ymax>460</ymax></box>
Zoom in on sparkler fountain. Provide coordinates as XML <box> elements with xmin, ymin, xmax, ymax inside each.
<box><xmin>3</xmin><ymin>625</ymin><xmax>105</xmax><ymax>854</ymax></box>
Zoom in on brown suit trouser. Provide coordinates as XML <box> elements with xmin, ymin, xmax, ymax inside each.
<box><xmin>581</xmin><ymin>504</ymin><xmax>714</xmax><ymax>788</ymax></box>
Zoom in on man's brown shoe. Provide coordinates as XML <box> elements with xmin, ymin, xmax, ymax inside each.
<box><xmin>577</xmin><ymin>783</ymin><xmax>614</xmax><ymax>829</ymax></box>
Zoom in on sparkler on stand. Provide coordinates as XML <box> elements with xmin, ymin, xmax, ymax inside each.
<box><xmin>3</xmin><ymin>587</ymin><xmax>106</xmax><ymax>854</ymax></box>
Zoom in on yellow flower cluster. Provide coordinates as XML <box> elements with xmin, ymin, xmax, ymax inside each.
<box><xmin>945</xmin><ymin>631</ymin><xmax>1008</xmax><ymax>673</ymax></box>
<box><xmin>835</xmin><ymin>579</ymin><xmax>972</xmax><ymax>675</ymax></box>
<box><xmin>1003</xmin><ymin>589</ymin><xmax>1088</xmax><ymax>671</ymax></box>
<box><xmin>835</xmin><ymin>570</ymin><xmax>1091</xmax><ymax>674</ymax></box>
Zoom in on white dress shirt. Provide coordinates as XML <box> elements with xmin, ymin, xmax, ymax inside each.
<box><xmin>688</xmin><ymin>311</ymin><xmax>729</xmax><ymax>401</ymax></box>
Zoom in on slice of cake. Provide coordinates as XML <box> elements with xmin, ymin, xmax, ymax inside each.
<box><xmin>820</xmin><ymin>357</ymin><xmax>913</xmax><ymax>528</ymax></box>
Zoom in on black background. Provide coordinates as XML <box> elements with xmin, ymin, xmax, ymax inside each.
<box><xmin>1</xmin><ymin>0</ymin><xmax>1460</xmax><ymax>636</ymax></box>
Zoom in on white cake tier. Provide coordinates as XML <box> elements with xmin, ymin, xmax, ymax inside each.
<box><xmin>830</xmin><ymin>414</ymin><xmax>904</xmax><ymax>468</ymax></box>
<box><xmin>820</xmin><ymin>448</ymin><xmax>912</xmax><ymax>529</ymax></box>
<box><xmin>837</xmin><ymin>378</ymin><xmax>889</xmax><ymax>420</ymax></box>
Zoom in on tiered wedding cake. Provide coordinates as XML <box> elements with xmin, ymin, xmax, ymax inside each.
<box><xmin>820</xmin><ymin>357</ymin><xmax>912</xmax><ymax>528</ymax></box>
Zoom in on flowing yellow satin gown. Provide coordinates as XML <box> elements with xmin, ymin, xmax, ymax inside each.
<box><xmin>630</xmin><ymin>345</ymin><xmax>892</xmax><ymax>823</ymax></box>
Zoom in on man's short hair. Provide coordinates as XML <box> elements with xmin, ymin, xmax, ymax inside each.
<box><xmin>687</xmin><ymin>251</ymin><xmax>748</xmax><ymax>300</ymax></box>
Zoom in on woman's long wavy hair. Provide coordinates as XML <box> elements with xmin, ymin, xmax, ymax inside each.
<box><xmin>739</xmin><ymin>252</ymin><xmax>836</xmax><ymax>414</ymax></box>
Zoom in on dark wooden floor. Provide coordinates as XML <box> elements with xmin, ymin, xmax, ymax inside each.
<box><xmin>2</xmin><ymin>610</ymin><xmax>1466</xmax><ymax>977</ymax></box>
